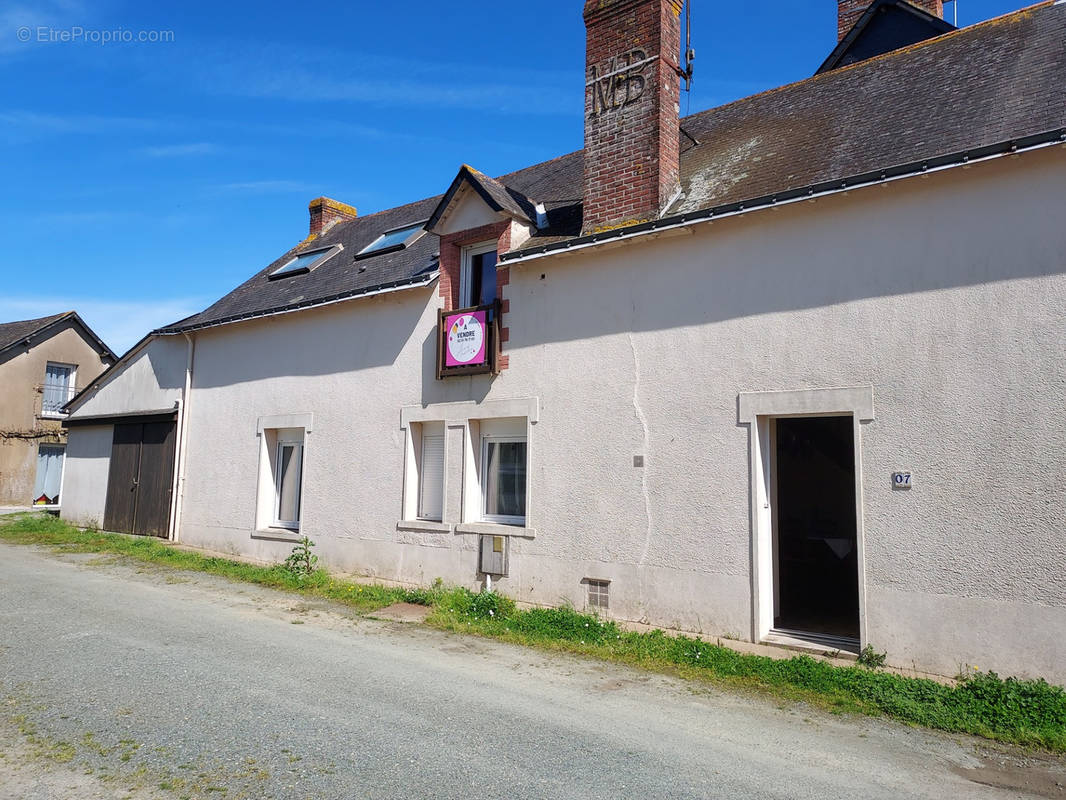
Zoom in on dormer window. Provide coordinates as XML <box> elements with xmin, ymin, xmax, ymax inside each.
<box><xmin>460</xmin><ymin>242</ymin><xmax>498</xmax><ymax>308</ymax></box>
<box><xmin>269</xmin><ymin>244</ymin><xmax>341</xmax><ymax>279</ymax></box>
<box><xmin>356</xmin><ymin>221</ymin><xmax>426</xmax><ymax>259</ymax></box>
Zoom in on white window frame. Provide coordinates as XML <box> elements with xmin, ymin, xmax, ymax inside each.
<box><xmin>272</xmin><ymin>432</ymin><xmax>304</xmax><ymax>530</ymax></box>
<box><xmin>41</xmin><ymin>362</ymin><xmax>76</xmax><ymax>418</ymax></box>
<box><xmin>417</xmin><ymin>427</ymin><xmax>445</xmax><ymax>522</ymax></box>
<box><xmin>459</xmin><ymin>241</ymin><xmax>498</xmax><ymax>309</ymax></box>
<box><xmin>480</xmin><ymin>433</ymin><xmax>527</xmax><ymax>526</ymax></box>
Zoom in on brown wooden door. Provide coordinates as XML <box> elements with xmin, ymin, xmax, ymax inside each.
<box><xmin>103</xmin><ymin>421</ymin><xmax>176</xmax><ymax>538</ymax></box>
<box><xmin>136</xmin><ymin>422</ymin><xmax>176</xmax><ymax>537</ymax></box>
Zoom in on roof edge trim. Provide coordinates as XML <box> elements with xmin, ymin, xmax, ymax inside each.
<box><xmin>154</xmin><ymin>271</ymin><xmax>439</xmax><ymax>335</ymax></box>
<box><xmin>501</xmin><ymin>128</ymin><xmax>1066</xmax><ymax>266</ymax></box>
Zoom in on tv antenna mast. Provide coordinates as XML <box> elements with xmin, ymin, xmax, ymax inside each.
<box><xmin>682</xmin><ymin>0</ymin><xmax>695</xmax><ymax>92</ymax></box>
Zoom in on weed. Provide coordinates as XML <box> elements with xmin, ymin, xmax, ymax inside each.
<box><xmin>857</xmin><ymin>645</ymin><xmax>888</xmax><ymax>669</ymax></box>
<box><xmin>282</xmin><ymin>537</ymin><xmax>318</xmax><ymax>581</ymax></box>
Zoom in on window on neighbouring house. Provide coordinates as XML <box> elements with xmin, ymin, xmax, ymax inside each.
<box><xmin>269</xmin><ymin>246</ymin><xmax>338</xmax><ymax>279</ymax></box>
<box><xmin>41</xmin><ymin>362</ymin><xmax>74</xmax><ymax>416</ymax></box>
<box><xmin>273</xmin><ymin>431</ymin><xmax>305</xmax><ymax>529</ymax></box>
<box><xmin>460</xmin><ymin>242</ymin><xmax>498</xmax><ymax>308</ymax></box>
<box><xmin>418</xmin><ymin>429</ymin><xmax>445</xmax><ymax>522</ymax></box>
<box><xmin>32</xmin><ymin>444</ymin><xmax>65</xmax><ymax>505</ymax></box>
<box><xmin>358</xmin><ymin>222</ymin><xmax>426</xmax><ymax>257</ymax></box>
<box><xmin>481</xmin><ymin>433</ymin><xmax>527</xmax><ymax>526</ymax></box>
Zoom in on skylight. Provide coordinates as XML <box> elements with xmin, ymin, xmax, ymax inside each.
<box><xmin>357</xmin><ymin>221</ymin><xmax>426</xmax><ymax>257</ymax></box>
<box><xmin>269</xmin><ymin>247</ymin><xmax>337</xmax><ymax>279</ymax></box>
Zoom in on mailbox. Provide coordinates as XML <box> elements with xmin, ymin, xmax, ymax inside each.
<box><xmin>479</xmin><ymin>535</ymin><xmax>508</xmax><ymax>577</ymax></box>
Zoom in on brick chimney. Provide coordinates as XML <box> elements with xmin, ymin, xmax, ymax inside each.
<box><xmin>308</xmin><ymin>196</ymin><xmax>357</xmax><ymax>238</ymax></box>
<box><xmin>582</xmin><ymin>0</ymin><xmax>683</xmax><ymax>234</ymax></box>
<box><xmin>837</xmin><ymin>0</ymin><xmax>943</xmax><ymax>41</ymax></box>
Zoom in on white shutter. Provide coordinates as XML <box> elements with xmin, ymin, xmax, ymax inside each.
<box><xmin>419</xmin><ymin>434</ymin><xmax>445</xmax><ymax>521</ymax></box>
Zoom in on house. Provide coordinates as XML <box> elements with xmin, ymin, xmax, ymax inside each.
<box><xmin>0</xmin><ymin>312</ymin><xmax>115</xmax><ymax>507</ymax></box>
<box><xmin>62</xmin><ymin>0</ymin><xmax>1065</xmax><ymax>682</ymax></box>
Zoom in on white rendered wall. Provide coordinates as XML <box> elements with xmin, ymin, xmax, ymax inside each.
<box><xmin>60</xmin><ymin>424</ymin><xmax>113</xmax><ymax>528</ymax></box>
<box><xmin>69</xmin><ymin>336</ymin><xmax>186</xmax><ymax>419</ymax></box>
<box><xmin>177</xmin><ymin>147</ymin><xmax>1066</xmax><ymax>682</ymax></box>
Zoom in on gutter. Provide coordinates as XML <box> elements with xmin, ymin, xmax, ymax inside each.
<box><xmin>154</xmin><ymin>272</ymin><xmax>437</xmax><ymax>336</ymax></box>
<box><xmin>168</xmin><ymin>332</ymin><xmax>194</xmax><ymax>543</ymax></box>
<box><xmin>500</xmin><ymin>128</ymin><xmax>1066</xmax><ymax>266</ymax></box>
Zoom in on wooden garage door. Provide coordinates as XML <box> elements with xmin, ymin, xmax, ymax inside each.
<box><xmin>103</xmin><ymin>421</ymin><xmax>177</xmax><ymax>537</ymax></box>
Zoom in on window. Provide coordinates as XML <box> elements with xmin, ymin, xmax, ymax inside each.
<box><xmin>357</xmin><ymin>221</ymin><xmax>426</xmax><ymax>257</ymax></box>
<box><xmin>269</xmin><ymin>245</ymin><xmax>339</xmax><ymax>279</ymax></box>
<box><xmin>481</xmin><ymin>433</ymin><xmax>527</xmax><ymax>525</ymax></box>
<box><xmin>418</xmin><ymin>429</ymin><xmax>445</xmax><ymax>522</ymax></box>
<box><xmin>587</xmin><ymin>579</ymin><xmax>609</xmax><ymax>610</ymax></box>
<box><xmin>32</xmin><ymin>444</ymin><xmax>65</xmax><ymax>505</ymax></box>
<box><xmin>41</xmin><ymin>362</ymin><xmax>75</xmax><ymax>416</ymax></box>
<box><xmin>273</xmin><ymin>431</ymin><xmax>304</xmax><ymax>529</ymax></box>
<box><xmin>460</xmin><ymin>242</ymin><xmax>498</xmax><ymax>308</ymax></box>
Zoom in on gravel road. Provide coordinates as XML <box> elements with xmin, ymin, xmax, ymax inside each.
<box><xmin>1</xmin><ymin>542</ymin><xmax>1062</xmax><ymax>799</ymax></box>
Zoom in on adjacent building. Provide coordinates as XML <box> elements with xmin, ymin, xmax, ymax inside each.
<box><xmin>0</xmin><ymin>312</ymin><xmax>115</xmax><ymax>507</ymax></box>
<box><xmin>62</xmin><ymin>0</ymin><xmax>1066</xmax><ymax>682</ymax></box>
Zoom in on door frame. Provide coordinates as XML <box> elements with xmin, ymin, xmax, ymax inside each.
<box><xmin>738</xmin><ymin>387</ymin><xmax>874</xmax><ymax>647</ymax></box>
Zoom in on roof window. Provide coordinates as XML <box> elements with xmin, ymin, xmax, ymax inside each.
<box><xmin>356</xmin><ymin>221</ymin><xmax>426</xmax><ymax>259</ymax></box>
<box><xmin>269</xmin><ymin>245</ymin><xmax>340</xmax><ymax>279</ymax></box>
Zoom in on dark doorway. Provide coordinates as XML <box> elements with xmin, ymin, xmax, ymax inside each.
<box><xmin>104</xmin><ymin>421</ymin><xmax>176</xmax><ymax>538</ymax></box>
<box><xmin>773</xmin><ymin>416</ymin><xmax>859</xmax><ymax>642</ymax></box>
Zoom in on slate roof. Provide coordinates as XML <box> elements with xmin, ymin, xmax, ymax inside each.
<box><xmin>817</xmin><ymin>0</ymin><xmax>955</xmax><ymax>73</ymax></box>
<box><xmin>159</xmin><ymin>1</ymin><xmax>1065</xmax><ymax>334</ymax></box>
<box><xmin>0</xmin><ymin>312</ymin><xmax>116</xmax><ymax>361</ymax></box>
<box><xmin>425</xmin><ymin>165</ymin><xmax>541</xmax><ymax>231</ymax></box>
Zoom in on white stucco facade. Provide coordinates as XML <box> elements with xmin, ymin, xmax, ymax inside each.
<box><xmin>62</xmin><ymin>336</ymin><xmax>188</xmax><ymax>527</ymax></box>
<box><xmin>60</xmin><ymin>146</ymin><xmax>1066</xmax><ymax>683</ymax></box>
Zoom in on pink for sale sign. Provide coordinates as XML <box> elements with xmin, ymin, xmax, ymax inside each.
<box><xmin>444</xmin><ymin>310</ymin><xmax>487</xmax><ymax>367</ymax></box>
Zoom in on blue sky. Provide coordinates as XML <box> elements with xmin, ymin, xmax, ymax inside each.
<box><xmin>0</xmin><ymin>0</ymin><xmax>1024</xmax><ymax>353</ymax></box>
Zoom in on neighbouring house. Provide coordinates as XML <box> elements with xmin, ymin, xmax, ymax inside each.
<box><xmin>0</xmin><ymin>312</ymin><xmax>115</xmax><ymax>508</ymax></box>
<box><xmin>62</xmin><ymin>0</ymin><xmax>1065</xmax><ymax>682</ymax></box>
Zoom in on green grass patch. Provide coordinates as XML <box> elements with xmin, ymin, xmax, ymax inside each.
<box><xmin>0</xmin><ymin>513</ymin><xmax>427</xmax><ymax>613</ymax></box>
<box><xmin>426</xmin><ymin>586</ymin><xmax>1066</xmax><ymax>751</ymax></box>
<box><xmin>4</xmin><ymin>513</ymin><xmax>1064</xmax><ymax>750</ymax></box>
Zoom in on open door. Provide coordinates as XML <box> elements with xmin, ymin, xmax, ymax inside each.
<box><xmin>772</xmin><ymin>416</ymin><xmax>860</xmax><ymax>645</ymax></box>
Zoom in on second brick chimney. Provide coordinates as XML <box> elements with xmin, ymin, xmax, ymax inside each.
<box><xmin>837</xmin><ymin>0</ymin><xmax>944</xmax><ymax>41</ymax></box>
<box><xmin>308</xmin><ymin>196</ymin><xmax>357</xmax><ymax>238</ymax></box>
<box><xmin>582</xmin><ymin>0</ymin><xmax>683</xmax><ymax>234</ymax></box>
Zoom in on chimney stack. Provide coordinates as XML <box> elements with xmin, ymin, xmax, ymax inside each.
<box><xmin>837</xmin><ymin>0</ymin><xmax>944</xmax><ymax>41</ymax></box>
<box><xmin>582</xmin><ymin>0</ymin><xmax>683</xmax><ymax>234</ymax></box>
<box><xmin>308</xmin><ymin>196</ymin><xmax>357</xmax><ymax>238</ymax></box>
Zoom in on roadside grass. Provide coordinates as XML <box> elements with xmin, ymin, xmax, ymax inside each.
<box><xmin>3</xmin><ymin>513</ymin><xmax>1064</xmax><ymax>751</ymax></box>
<box><xmin>0</xmin><ymin>513</ymin><xmax>416</xmax><ymax>613</ymax></box>
<box><xmin>425</xmin><ymin>587</ymin><xmax>1066</xmax><ymax>751</ymax></box>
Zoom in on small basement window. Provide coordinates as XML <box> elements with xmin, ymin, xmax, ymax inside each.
<box><xmin>587</xmin><ymin>579</ymin><xmax>609</xmax><ymax>610</ymax></box>
<box><xmin>269</xmin><ymin>245</ymin><xmax>340</xmax><ymax>279</ymax></box>
<box><xmin>357</xmin><ymin>221</ymin><xmax>426</xmax><ymax>258</ymax></box>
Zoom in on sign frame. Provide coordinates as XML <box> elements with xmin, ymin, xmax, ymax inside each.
<box><xmin>436</xmin><ymin>300</ymin><xmax>500</xmax><ymax>379</ymax></box>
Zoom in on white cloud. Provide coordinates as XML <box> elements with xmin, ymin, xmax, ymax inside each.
<box><xmin>137</xmin><ymin>142</ymin><xmax>220</xmax><ymax>158</ymax></box>
<box><xmin>0</xmin><ymin>296</ymin><xmax>206</xmax><ymax>355</ymax></box>
<box><xmin>215</xmin><ymin>180</ymin><xmax>320</xmax><ymax>194</ymax></box>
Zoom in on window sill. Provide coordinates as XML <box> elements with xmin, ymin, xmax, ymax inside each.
<box><xmin>38</xmin><ymin>413</ymin><xmax>67</xmax><ymax>420</ymax></box>
<box><xmin>396</xmin><ymin>520</ymin><xmax>452</xmax><ymax>533</ymax></box>
<box><xmin>251</xmin><ymin>528</ymin><xmax>304</xmax><ymax>544</ymax></box>
<box><xmin>455</xmin><ymin>521</ymin><xmax>535</xmax><ymax>539</ymax></box>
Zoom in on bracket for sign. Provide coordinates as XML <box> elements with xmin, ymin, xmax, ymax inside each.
<box><xmin>436</xmin><ymin>299</ymin><xmax>501</xmax><ymax>380</ymax></box>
